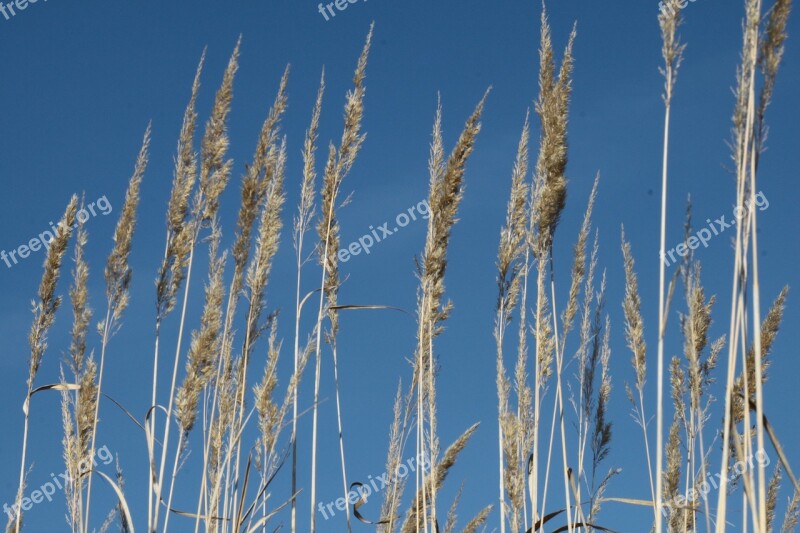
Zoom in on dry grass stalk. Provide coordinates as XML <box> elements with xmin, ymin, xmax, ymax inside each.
<box><xmin>156</xmin><ymin>52</ymin><xmax>205</xmax><ymax>322</ymax></box>
<box><xmin>290</xmin><ymin>69</ymin><xmax>324</xmax><ymax>533</ymax></box>
<box><xmin>378</xmin><ymin>383</ymin><xmax>406</xmax><ymax>531</ymax></box>
<box><xmin>675</xmin><ymin>240</ymin><xmax>720</xmax><ymax>532</ymax></box>
<box><xmin>104</xmin><ymin>125</ymin><xmax>150</xmax><ymax>326</ymax></box>
<box><xmin>165</xmin><ymin>223</ymin><xmax>226</xmax><ymax>528</ymax></box>
<box><xmin>717</xmin><ymin>1</ymin><xmax>793</xmax><ymax>529</ymax></box>
<box><xmin>533</xmin><ymin>9</ymin><xmax>575</xmax><ymax>253</ymax></box>
<box><xmin>414</xmin><ymin>91</ymin><xmax>488</xmax><ymax>531</ymax></box>
<box><xmin>15</xmin><ymin>197</ymin><xmax>80</xmax><ymax>529</ymax></box>
<box><xmin>731</xmin><ymin>287</ymin><xmax>788</xmax><ymax>424</ymax></box>
<box><xmin>655</xmin><ymin>4</ymin><xmax>684</xmax><ymax>530</ymax></box>
<box><xmin>150</xmin><ymin>53</ymin><xmax>205</xmax><ymax>529</ymax></box>
<box><xmin>400</xmin><ymin>424</ymin><xmax>480</xmax><ymax>533</ymax></box>
<box><xmin>85</xmin><ymin>124</ymin><xmax>150</xmax><ymax>533</ymax></box>
<box><xmin>495</xmin><ymin>113</ymin><xmax>530</xmax><ymax>532</ymax></box>
<box><xmin>587</xmin><ymin>315</ymin><xmax>614</xmax><ymax>524</ymax></box>
<box><xmin>153</xmin><ymin>39</ymin><xmax>243</xmax><ymax>532</ymax></box>
<box><xmin>69</xmin><ymin>219</ymin><xmax>92</xmax><ymax>375</ymax></box>
<box><xmin>573</xmin><ymin>216</ymin><xmax>615</xmax><ymax>529</ymax></box>
<box><xmin>755</xmin><ymin>0</ymin><xmax>791</xmax><ymax>160</ymax></box>
<box><xmin>27</xmin><ymin>196</ymin><xmax>79</xmax><ymax>389</ymax></box>
<box><xmin>767</xmin><ymin>465</ymin><xmax>782</xmax><ymax>530</ymax></box>
<box><xmin>175</xmin><ymin>223</ymin><xmax>226</xmax><ymax>436</ymax></box>
<box><xmin>442</xmin><ymin>483</ymin><xmax>464</xmax><ymax>533</ymax></box>
<box><xmin>309</xmin><ymin>26</ymin><xmax>372</xmax><ymax>533</ymax></box>
<box><xmin>782</xmin><ymin>484</ymin><xmax>800</xmax><ymax>532</ymax></box>
<box><xmin>251</xmin><ymin>319</ymin><xmax>311</xmax><ymax>531</ymax></box>
<box><xmin>568</xmin><ymin>180</ymin><xmax>601</xmax><ymax>528</ymax></box>
<box><xmin>233</xmin><ymin>65</ymin><xmax>290</xmax><ymax>298</ymax></box>
<box><xmin>664</xmin><ymin>358</ymin><xmax>686</xmax><ymax>531</ymax></box>
<box><xmin>528</xmin><ymin>9</ymin><xmax>578</xmax><ymax>530</ymax></box>
<box><xmin>375</xmin><ymin>92</ymin><xmax>486</xmax><ymax>533</ymax></box>
<box><xmin>620</xmin><ymin>229</ymin><xmax>656</xmax><ymax>517</ymax></box>
<box><xmin>222</xmin><ymin>137</ymin><xmax>287</xmax><ymax>529</ymax></box>
<box><xmin>460</xmin><ymin>505</ymin><xmax>493</xmax><ymax>533</ymax></box>
<box><xmin>195</xmin><ymin>38</ymin><xmax>240</xmax><ymax>224</ymax></box>
<box><xmin>243</xmin><ymin>138</ymin><xmax>287</xmax><ymax>357</ymax></box>
<box><xmin>61</xmin><ymin>215</ymin><xmax>95</xmax><ymax>533</ymax></box>
<box><xmin>191</xmin><ymin>59</ymin><xmax>291</xmax><ymax>533</ymax></box>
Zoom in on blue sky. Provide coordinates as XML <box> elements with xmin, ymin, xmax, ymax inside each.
<box><xmin>1</xmin><ymin>0</ymin><xmax>799</xmax><ymax>531</ymax></box>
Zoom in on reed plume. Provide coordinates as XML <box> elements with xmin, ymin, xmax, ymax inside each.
<box><xmin>156</xmin><ymin>51</ymin><xmax>205</xmax><ymax>321</ymax></box>
<box><xmin>61</xmin><ymin>214</ymin><xmax>95</xmax><ymax>533</ymax></box>
<box><xmin>85</xmin><ymin>124</ymin><xmax>150</xmax><ymax>531</ymax></box>
<box><xmin>104</xmin><ymin>125</ymin><xmax>150</xmax><ymax>325</ymax></box>
<box><xmin>655</xmin><ymin>3</ymin><xmax>684</xmax><ymax>529</ymax></box>
<box><xmin>400</xmin><ymin>424</ymin><xmax>480</xmax><ymax>533</ymax></box>
<box><xmin>495</xmin><ymin>113</ymin><xmax>530</xmax><ymax>533</ymax></box>
<box><xmin>290</xmin><ymin>68</ymin><xmax>323</xmax><ymax>533</ymax></box>
<box><xmin>528</xmin><ymin>10</ymin><xmax>578</xmax><ymax>530</ymax></box>
<box><xmin>27</xmin><ymin>196</ymin><xmax>78</xmax><ymax>389</ymax></box>
<box><xmin>196</xmin><ymin>62</ymin><xmax>290</xmax><ymax>526</ymax></box>
<box><xmin>156</xmin><ymin>39</ymin><xmax>241</xmax><ymax>532</ymax></box>
<box><xmin>620</xmin><ymin>228</ymin><xmax>656</xmax><ymax>518</ymax></box>
<box><xmin>150</xmin><ymin>53</ymin><xmax>204</xmax><ymax>529</ymax></box>
<box><xmin>782</xmin><ymin>485</ymin><xmax>800</xmax><ymax>532</ymax></box>
<box><xmin>717</xmin><ymin>1</ymin><xmax>793</xmax><ymax>529</ymax></box>
<box><xmin>309</xmin><ymin>25</ymin><xmax>372</xmax><ymax>533</ymax></box>
<box><xmin>378</xmin><ymin>383</ymin><xmax>406</xmax><ymax>530</ymax></box>
<box><xmin>225</xmin><ymin>135</ymin><xmax>287</xmax><ymax>528</ymax></box>
<box><xmin>414</xmin><ymin>91</ymin><xmax>488</xmax><ymax>530</ymax></box>
<box><xmin>731</xmin><ymin>287</ymin><xmax>788</xmax><ymax>424</ymax></box>
<box><xmin>533</xmin><ymin>9</ymin><xmax>575</xmax><ymax>252</ymax></box>
<box><xmin>174</xmin><ymin>223</ymin><xmax>226</xmax><ymax>436</ymax></box>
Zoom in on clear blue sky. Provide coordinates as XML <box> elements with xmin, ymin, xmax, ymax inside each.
<box><xmin>1</xmin><ymin>0</ymin><xmax>799</xmax><ymax>531</ymax></box>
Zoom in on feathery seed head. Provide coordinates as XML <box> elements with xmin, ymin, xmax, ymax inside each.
<box><xmin>105</xmin><ymin>124</ymin><xmax>150</xmax><ymax>325</ymax></box>
<box><xmin>28</xmin><ymin>195</ymin><xmax>78</xmax><ymax>388</ymax></box>
<box><xmin>621</xmin><ymin>228</ymin><xmax>647</xmax><ymax>392</ymax></box>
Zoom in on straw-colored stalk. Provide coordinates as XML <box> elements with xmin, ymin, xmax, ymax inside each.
<box><xmin>151</xmin><ymin>50</ymin><xmax>205</xmax><ymax>530</ymax></box>
<box><xmin>531</xmin><ymin>7</ymin><xmax>576</xmax><ymax>531</ymax></box>
<box><xmin>655</xmin><ymin>3</ymin><xmax>684</xmax><ymax>530</ymax></box>
<box><xmin>226</xmin><ymin>135</ymin><xmax>287</xmax><ymax>525</ymax></box>
<box><xmin>414</xmin><ymin>91</ymin><xmax>488</xmax><ymax>531</ymax></box>
<box><xmin>495</xmin><ymin>113</ymin><xmax>530</xmax><ymax>532</ymax></box>
<box><xmin>11</xmin><ymin>195</ymin><xmax>78</xmax><ymax>533</ymax></box>
<box><xmin>61</xmin><ymin>213</ymin><xmax>94</xmax><ymax>533</ymax></box>
<box><xmin>168</xmin><ymin>221</ymin><xmax>226</xmax><ymax>522</ymax></box>
<box><xmin>84</xmin><ymin>124</ymin><xmax>150</xmax><ymax>533</ymax></box>
<box><xmin>290</xmin><ymin>68</ymin><xmax>324</xmax><ymax>533</ymax></box>
<box><xmin>193</xmin><ymin>61</ymin><xmax>289</xmax><ymax>533</ymax></box>
<box><xmin>152</xmin><ymin>38</ymin><xmax>240</xmax><ymax>533</ymax></box>
<box><xmin>621</xmin><ymin>230</ymin><xmax>656</xmax><ymax>518</ymax></box>
<box><xmin>715</xmin><ymin>0</ymin><xmax>792</xmax><ymax>530</ymax></box>
<box><xmin>309</xmin><ymin>25</ymin><xmax>372</xmax><ymax>533</ymax></box>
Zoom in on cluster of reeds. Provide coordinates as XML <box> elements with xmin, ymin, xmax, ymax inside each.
<box><xmin>623</xmin><ymin>0</ymin><xmax>798</xmax><ymax>532</ymax></box>
<box><xmin>8</xmin><ymin>26</ymin><xmax>379</xmax><ymax>533</ymax></box>
<box><xmin>490</xmin><ymin>0</ymin><xmax>798</xmax><ymax>531</ymax></box>
<box><xmin>8</xmin><ymin>0</ymin><xmax>798</xmax><ymax>531</ymax></box>
<box><xmin>491</xmin><ymin>8</ymin><xmax>618</xmax><ymax>532</ymax></box>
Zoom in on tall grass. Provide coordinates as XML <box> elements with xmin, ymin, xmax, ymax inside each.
<box><xmin>7</xmin><ymin>1</ymin><xmax>798</xmax><ymax>532</ymax></box>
